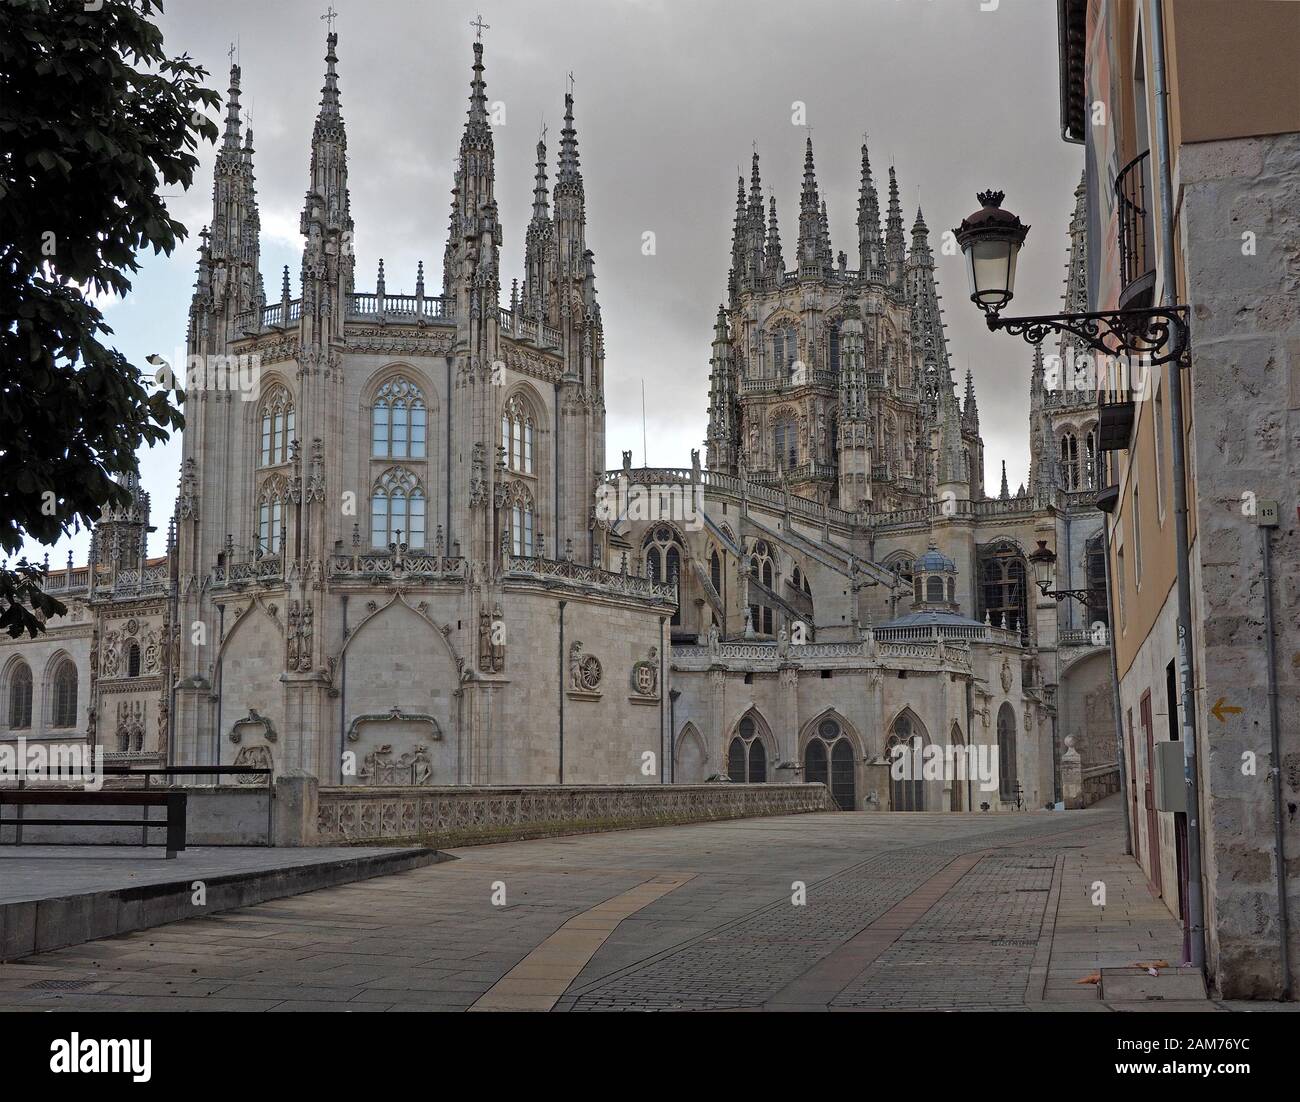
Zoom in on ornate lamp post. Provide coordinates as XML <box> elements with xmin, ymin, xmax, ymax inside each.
<box><xmin>1027</xmin><ymin>539</ymin><xmax>1100</xmax><ymax>609</ymax></box>
<box><xmin>953</xmin><ymin>191</ymin><xmax>1189</xmax><ymax>366</ymax></box>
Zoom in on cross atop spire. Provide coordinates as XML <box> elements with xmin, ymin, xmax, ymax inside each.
<box><xmin>471</xmin><ymin>13</ymin><xmax>490</xmax><ymax>40</ymax></box>
<box><xmin>321</xmin><ymin>4</ymin><xmax>338</xmax><ymax>32</ymax></box>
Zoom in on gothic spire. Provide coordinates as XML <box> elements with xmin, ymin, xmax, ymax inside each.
<box><xmin>963</xmin><ymin>366</ymin><xmax>980</xmax><ymax>433</ymax></box>
<box><xmin>999</xmin><ymin>460</ymin><xmax>1010</xmax><ymax>499</ymax></box>
<box><xmin>857</xmin><ymin>141</ymin><xmax>884</xmax><ymax>280</ymax></box>
<box><xmin>531</xmin><ymin>135</ymin><xmax>550</xmax><ymax>222</ymax></box>
<box><xmin>557</xmin><ymin>90</ymin><xmax>582</xmax><ymax>189</ymax></box>
<box><xmin>906</xmin><ymin>204</ymin><xmax>952</xmax><ymax>407</ymax></box>
<box><xmin>728</xmin><ymin>174</ymin><xmax>746</xmax><ymax>301</ymax></box>
<box><xmin>222</xmin><ymin>62</ymin><xmax>243</xmax><ymax>150</ymax></box>
<box><xmin>764</xmin><ymin>194</ymin><xmax>783</xmax><ymax>277</ymax></box>
<box><xmin>885</xmin><ymin>164</ymin><xmax>906</xmax><ymax>287</ymax></box>
<box><xmin>797</xmin><ymin>135</ymin><xmax>823</xmax><ymax>275</ymax></box>
<box><xmin>299</xmin><ymin>29</ymin><xmax>353</xmax><ymax>333</ymax></box>
<box><xmin>746</xmin><ymin>150</ymin><xmax>765</xmax><ymax>285</ymax></box>
<box><xmin>523</xmin><ymin>132</ymin><xmax>553</xmax><ymax>317</ymax></box>
<box><xmin>207</xmin><ymin>62</ymin><xmax>261</xmax><ymax>320</ymax></box>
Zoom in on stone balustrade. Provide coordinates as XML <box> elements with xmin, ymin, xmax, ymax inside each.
<box><xmin>313</xmin><ymin>782</ymin><xmax>836</xmax><ymax>847</ymax></box>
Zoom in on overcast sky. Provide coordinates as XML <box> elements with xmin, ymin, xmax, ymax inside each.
<box><xmin>27</xmin><ymin>0</ymin><xmax>1081</xmax><ymax>566</ymax></box>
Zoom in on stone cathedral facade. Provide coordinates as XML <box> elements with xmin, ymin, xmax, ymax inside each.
<box><xmin>0</xmin><ymin>32</ymin><xmax>1117</xmax><ymax>811</ymax></box>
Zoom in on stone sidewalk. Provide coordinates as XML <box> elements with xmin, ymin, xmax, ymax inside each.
<box><xmin>0</xmin><ymin>799</ymin><xmax>1225</xmax><ymax>1012</ymax></box>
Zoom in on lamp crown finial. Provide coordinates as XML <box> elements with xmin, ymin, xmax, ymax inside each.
<box><xmin>977</xmin><ymin>189</ymin><xmax>1005</xmax><ymax>208</ymax></box>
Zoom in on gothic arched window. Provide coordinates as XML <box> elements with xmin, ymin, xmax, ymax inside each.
<box><xmin>728</xmin><ymin>715</ymin><xmax>768</xmax><ymax>783</ymax></box>
<box><xmin>256</xmin><ymin>476</ymin><xmax>289</xmax><ymax>555</ymax></box>
<box><xmin>126</xmin><ymin>641</ymin><xmax>141</xmax><ymax>678</ymax></box>
<box><xmin>1059</xmin><ymin>432</ymin><xmax>1080</xmax><ymax>490</ymax></box>
<box><xmin>50</xmin><ymin>659</ymin><xmax>77</xmax><ymax>728</ymax></box>
<box><xmin>978</xmin><ymin>544</ymin><xmax>1028</xmax><ymax>639</ymax></box>
<box><xmin>372</xmin><ymin>377</ymin><xmax>427</xmax><ymax>460</ymax></box>
<box><xmin>997</xmin><ymin>703</ymin><xmax>1018</xmax><ymax>801</ymax></box>
<box><xmin>501</xmin><ymin>394</ymin><xmax>536</xmax><ymax>475</ymax></box>
<box><xmin>887</xmin><ymin>711</ymin><xmax>926</xmax><ymax>811</ymax></box>
<box><xmin>773</xmin><ymin>417</ymin><xmax>797</xmax><ymax>470</ymax></box>
<box><xmin>7</xmin><ymin>661</ymin><xmax>32</xmax><ymax>728</ymax></box>
<box><xmin>748</xmin><ymin>540</ymin><xmax>776</xmax><ymax>636</ymax></box>
<box><xmin>502</xmin><ymin>481</ymin><xmax>536</xmax><ymax>557</ymax></box>
<box><xmin>371</xmin><ymin>467</ymin><xmax>427</xmax><ymax>549</ymax></box>
<box><xmin>644</xmin><ymin>527</ymin><xmax>683</xmax><ymax>626</ymax></box>
<box><xmin>1084</xmin><ymin>427</ymin><xmax>1097</xmax><ymax>489</ymax></box>
<box><xmin>828</xmin><ymin>324</ymin><xmax>840</xmax><ymax>372</ymax></box>
<box><xmin>258</xmin><ymin>386</ymin><xmax>295</xmax><ymax>467</ymax></box>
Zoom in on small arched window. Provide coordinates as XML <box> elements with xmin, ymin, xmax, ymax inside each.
<box><xmin>258</xmin><ymin>386</ymin><xmax>295</xmax><ymax>467</ymax></box>
<box><xmin>371</xmin><ymin>467</ymin><xmax>426</xmax><ymax>549</ymax></box>
<box><xmin>7</xmin><ymin>661</ymin><xmax>33</xmax><ymax>728</ymax></box>
<box><xmin>748</xmin><ymin>540</ymin><xmax>776</xmax><ymax>636</ymax></box>
<box><xmin>372</xmin><ymin>377</ymin><xmax>427</xmax><ymax>460</ymax></box>
<box><xmin>501</xmin><ymin>395</ymin><xmax>536</xmax><ymax>475</ymax></box>
<box><xmin>51</xmin><ymin>659</ymin><xmax>77</xmax><ymax>728</ymax></box>
<box><xmin>828</xmin><ymin>324</ymin><xmax>840</xmax><ymax>371</ymax></box>
<box><xmin>126</xmin><ymin>641</ymin><xmax>142</xmax><ymax>678</ymax></box>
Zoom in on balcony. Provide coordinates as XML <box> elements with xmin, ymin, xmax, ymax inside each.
<box><xmin>1117</xmin><ymin>150</ymin><xmax>1156</xmax><ymax>311</ymax></box>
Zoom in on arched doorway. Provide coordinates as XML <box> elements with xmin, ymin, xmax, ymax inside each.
<box><xmin>804</xmin><ymin>717</ymin><xmax>856</xmax><ymax>811</ymax></box>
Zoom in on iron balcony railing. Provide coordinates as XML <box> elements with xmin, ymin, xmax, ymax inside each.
<box><xmin>1116</xmin><ymin>149</ymin><xmax>1155</xmax><ymax>306</ymax></box>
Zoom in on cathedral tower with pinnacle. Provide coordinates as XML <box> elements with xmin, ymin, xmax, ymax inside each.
<box><xmin>707</xmin><ymin>141</ymin><xmax>984</xmax><ymax>513</ymax></box>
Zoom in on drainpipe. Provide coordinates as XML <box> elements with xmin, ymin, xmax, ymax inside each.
<box><xmin>659</xmin><ymin>617</ymin><xmax>667</xmax><ymax>783</ymax></box>
<box><xmin>1101</xmin><ymin>513</ymin><xmax>1133</xmax><ymax>856</ymax></box>
<box><xmin>1149</xmin><ymin>0</ymin><xmax>1205</xmax><ymax>973</ymax></box>
<box><xmin>1260</xmin><ymin>523</ymin><xmax>1291</xmax><ymax>999</ymax></box>
<box><xmin>339</xmin><ymin>595</ymin><xmax>348</xmax><ymax>784</ymax></box>
<box><xmin>558</xmin><ymin>599</ymin><xmax>566</xmax><ymax>783</ymax></box>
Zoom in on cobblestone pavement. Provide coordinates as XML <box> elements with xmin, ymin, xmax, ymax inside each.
<box><xmin>0</xmin><ymin>797</ymin><xmax>1200</xmax><ymax>1012</ymax></box>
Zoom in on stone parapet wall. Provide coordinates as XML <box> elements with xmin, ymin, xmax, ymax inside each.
<box><xmin>314</xmin><ymin>783</ymin><xmax>835</xmax><ymax>847</ymax></box>
<box><xmin>1081</xmin><ymin>764</ymin><xmax>1120</xmax><ymax>808</ymax></box>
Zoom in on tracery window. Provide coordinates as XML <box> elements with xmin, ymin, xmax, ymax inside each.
<box><xmin>372</xmin><ymin>377</ymin><xmax>427</xmax><ymax>460</ymax></box>
<box><xmin>748</xmin><ymin>540</ymin><xmax>776</xmax><ymax>636</ymax></box>
<box><xmin>727</xmin><ymin>715</ymin><xmax>768</xmax><ymax>783</ymax></box>
<box><xmin>371</xmin><ymin>467</ymin><xmax>426</xmax><ymax>549</ymax></box>
<box><xmin>644</xmin><ymin>527</ymin><xmax>683</xmax><ymax>626</ymax></box>
<box><xmin>978</xmin><ymin>544</ymin><xmax>1028</xmax><ymax>638</ymax></box>
<box><xmin>828</xmin><ymin>324</ymin><xmax>840</xmax><ymax>372</ymax></box>
<box><xmin>50</xmin><ymin>659</ymin><xmax>77</xmax><ymax>728</ymax></box>
<box><xmin>501</xmin><ymin>394</ymin><xmax>536</xmax><ymax>474</ymax></box>
<box><xmin>7</xmin><ymin>661</ymin><xmax>32</xmax><ymax>728</ymax></box>
<box><xmin>502</xmin><ymin>481</ymin><xmax>536</xmax><ymax>557</ymax></box>
<box><xmin>1059</xmin><ymin>432</ymin><xmax>1080</xmax><ymax>490</ymax></box>
<box><xmin>256</xmin><ymin>476</ymin><xmax>289</xmax><ymax>556</ymax></box>
<box><xmin>773</xmin><ymin>417</ymin><xmax>797</xmax><ymax>470</ymax></box>
<box><xmin>258</xmin><ymin>386</ymin><xmax>295</xmax><ymax>467</ymax></box>
<box><xmin>997</xmin><ymin>703</ymin><xmax>1018</xmax><ymax>801</ymax></box>
<box><xmin>887</xmin><ymin>711</ymin><xmax>926</xmax><ymax>811</ymax></box>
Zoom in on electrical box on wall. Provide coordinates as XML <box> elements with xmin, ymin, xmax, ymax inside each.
<box><xmin>1153</xmin><ymin>740</ymin><xmax>1188</xmax><ymax>812</ymax></box>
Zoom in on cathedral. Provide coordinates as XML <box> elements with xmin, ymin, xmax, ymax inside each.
<box><xmin>0</xmin><ymin>31</ymin><xmax>1117</xmax><ymax>812</ymax></box>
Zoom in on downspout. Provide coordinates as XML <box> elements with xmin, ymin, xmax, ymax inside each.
<box><xmin>1149</xmin><ymin>0</ymin><xmax>1205</xmax><ymax>972</ymax></box>
<box><xmin>339</xmin><ymin>595</ymin><xmax>348</xmax><ymax>784</ymax></box>
<box><xmin>1260</xmin><ymin>524</ymin><xmax>1291</xmax><ymax>998</ymax></box>
<box><xmin>659</xmin><ymin>616</ymin><xmax>667</xmax><ymax>783</ymax></box>
<box><xmin>965</xmin><ymin>677</ymin><xmax>974</xmax><ymax>813</ymax></box>
<box><xmin>558</xmin><ymin>599</ymin><xmax>566</xmax><ymax>783</ymax></box>
<box><xmin>1101</xmin><ymin>516</ymin><xmax>1133</xmax><ymax>855</ymax></box>
<box><xmin>214</xmin><ymin>603</ymin><xmax>225</xmax><ymax>769</ymax></box>
<box><xmin>445</xmin><ymin>356</ymin><xmax>452</xmax><ymax>546</ymax></box>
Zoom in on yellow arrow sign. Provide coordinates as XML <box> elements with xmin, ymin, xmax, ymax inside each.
<box><xmin>1211</xmin><ymin>697</ymin><xmax>1242</xmax><ymax>723</ymax></box>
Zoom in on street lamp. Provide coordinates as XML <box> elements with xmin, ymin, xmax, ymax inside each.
<box><xmin>953</xmin><ymin>191</ymin><xmax>1189</xmax><ymax>365</ymax></box>
<box><xmin>1028</xmin><ymin>539</ymin><xmax>1099</xmax><ymax>609</ymax></box>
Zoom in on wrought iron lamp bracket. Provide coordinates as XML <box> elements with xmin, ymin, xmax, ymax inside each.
<box><xmin>984</xmin><ymin>306</ymin><xmax>1189</xmax><ymax>366</ymax></box>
